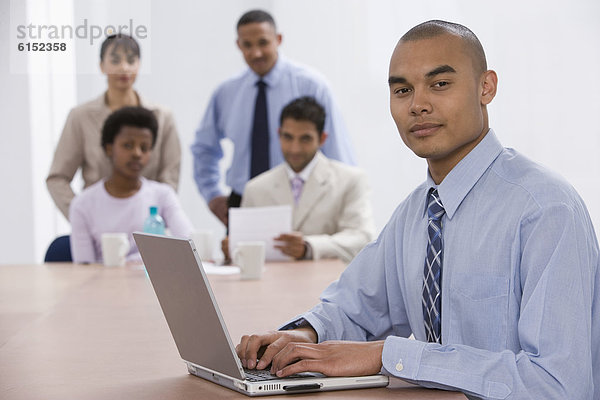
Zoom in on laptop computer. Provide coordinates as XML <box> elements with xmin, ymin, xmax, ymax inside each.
<box><xmin>133</xmin><ymin>233</ymin><xmax>389</xmax><ymax>396</ymax></box>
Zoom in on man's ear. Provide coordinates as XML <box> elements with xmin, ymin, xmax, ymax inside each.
<box><xmin>319</xmin><ymin>131</ymin><xmax>328</xmax><ymax>147</ymax></box>
<box><xmin>104</xmin><ymin>143</ymin><xmax>113</xmax><ymax>157</ymax></box>
<box><xmin>480</xmin><ymin>70</ymin><xmax>498</xmax><ymax>106</ymax></box>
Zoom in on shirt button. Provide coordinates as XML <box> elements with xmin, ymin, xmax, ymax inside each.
<box><xmin>395</xmin><ymin>359</ymin><xmax>404</xmax><ymax>372</ymax></box>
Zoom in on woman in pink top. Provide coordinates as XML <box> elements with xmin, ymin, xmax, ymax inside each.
<box><xmin>69</xmin><ymin>107</ymin><xmax>193</xmax><ymax>264</ymax></box>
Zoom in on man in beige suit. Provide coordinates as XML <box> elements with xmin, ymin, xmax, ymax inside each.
<box><xmin>240</xmin><ymin>97</ymin><xmax>374</xmax><ymax>263</ymax></box>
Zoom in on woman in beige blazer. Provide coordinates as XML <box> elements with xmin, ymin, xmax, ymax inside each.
<box><xmin>46</xmin><ymin>33</ymin><xmax>181</xmax><ymax>220</ymax></box>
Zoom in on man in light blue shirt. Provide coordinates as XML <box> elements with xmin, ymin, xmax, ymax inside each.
<box><xmin>191</xmin><ymin>9</ymin><xmax>355</xmax><ymax>225</ymax></box>
<box><xmin>235</xmin><ymin>20</ymin><xmax>600</xmax><ymax>399</ymax></box>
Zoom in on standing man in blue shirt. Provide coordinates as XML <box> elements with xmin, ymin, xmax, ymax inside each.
<box><xmin>235</xmin><ymin>20</ymin><xmax>600</xmax><ymax>399</ymax></box>
<box><xmin>191</xmin><ymin>9</ymin><xmax>355</xmax><ymax>226</ymax></box>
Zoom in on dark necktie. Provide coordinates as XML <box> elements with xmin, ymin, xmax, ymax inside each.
<box><xmin>422</xmin><ymin>188</ymin><xmax>445</xmax><ymax>343</ymax></box>
<box><xmin>250</xmin><ymin>80</ymin><xmax>269</xmax><ymax>178</ymax></box>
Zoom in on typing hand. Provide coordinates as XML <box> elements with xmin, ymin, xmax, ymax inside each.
<box><xmin>271</xmin><ymin>340</ymin><xmax>385</xmax><ymax>377</ymax></box>
<box><xmin>236</xmin><ymin>328</ymin><xmax>317</xmax><ymax>370</ymax></box>
<box><xmin>274</xmin><ymin>232</ymin><xmax>306</xmax><ymax>259</ymax></box>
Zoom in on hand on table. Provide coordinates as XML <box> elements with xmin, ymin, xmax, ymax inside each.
<box><xmin>274</xmin><ymin>232</ymin><xmax>307</xmax><ymax>259</ymax></box>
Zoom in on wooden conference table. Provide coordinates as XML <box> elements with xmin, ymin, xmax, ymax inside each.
<box><xmin>0</xmin><ymin>261</ymin><xmax>465</xmax><ymax>399</ymax></box>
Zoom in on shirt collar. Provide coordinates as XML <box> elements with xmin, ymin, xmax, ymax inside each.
<box><xmin>248</xmin><ymin>54</ymin><xmax>285</xmax><ymax>87</ymax></box>
<box><xmin>285</xmin><ymin>150</ymin><xmax>321</xmax><ymax>182</ymax></box>
<box><xmin>101</xmin><ymin>90</ymin><xmax>146</xmax><ymax>109</ymax></box>
<box><xmin>423</xmin><ymin>129</ymin><xmax>504</xmax><ymax>219</ymax></box>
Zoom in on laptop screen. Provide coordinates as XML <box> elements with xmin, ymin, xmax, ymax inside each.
<box><xmin>134</xmin><ymin>233</ymin><xmax>244</xmax><ymax>379</ymax></box>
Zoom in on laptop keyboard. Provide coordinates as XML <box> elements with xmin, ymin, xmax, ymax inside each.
<box><xmin>243</xmin><ymin>368</ymin><xmax>281</xmax><ymax>382</ymax></box>
<box><xmin>243</xmin><ymin>368</ymin><xmax>325</xmax><ymax>382</ymax></box>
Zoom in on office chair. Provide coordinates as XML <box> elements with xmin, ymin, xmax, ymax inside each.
<box><xmin>44</xmin><ymin>235</ymin><xmax>72</xmax><ymax>262</ymax></box>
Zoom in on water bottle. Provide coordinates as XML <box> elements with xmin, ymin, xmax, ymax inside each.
<box><xmin>143</xmin><ymin>206</ymin><xmax>165</xmax><ymax>235</ymax></box>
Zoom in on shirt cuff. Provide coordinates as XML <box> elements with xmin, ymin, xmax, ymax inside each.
<box><xmin>303</xmin><ymin>241</ymin><xmax>313</xmax><ymax>259</ymax></box>
<box><xmin>279</xmin><ymin>317</ymin><xmax>312</xmax><ymax>331</ymax></box>
<box><xmin>381</xmin><ymin>336</ymin><xmax>426</xmax><ymax>380</ymax></box>
<box><xmin>278</xmin><ymin>315</ymin><xmax>324</xmax><ymax>343</ymax></box>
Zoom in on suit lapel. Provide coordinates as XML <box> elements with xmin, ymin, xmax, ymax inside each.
<box><xmin>293</xmin><ymin>154</ymin><xmax>331</xmax><ymax>230</ymax></box>
<box><xmin>91</xmin><ymin>94</ymin><xmax>111</xmax><ymax>128</ymax></box>
<box><xmin>268</xmin><ymin>165</ymin><xmax>294</xmax><ymax>205</ymax></box>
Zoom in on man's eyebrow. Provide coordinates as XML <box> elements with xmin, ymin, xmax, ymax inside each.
<box><xmin>426</xmin><ymin>65</ymin><xmax>456</xmax><ymax>78</ymax></box>
<box><xmin>388</xmin><ymin>76</ymin><xmax>407</xmax><ymax>86</ymax></box>
<box><xmin>388</xmin><ymin>65</ymin><xmax>456</xmax><ymax>86</ymax></box>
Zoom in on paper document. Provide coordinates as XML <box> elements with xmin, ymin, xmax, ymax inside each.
<box><xmin>229</xmin><ymin>205</ymin><xmax>293</xmax><ymax>261</ymax></box>
<box><xmin>201</xmin><ymin>262</ymin><xmax>241</xmax><ymax>275</ymax></box>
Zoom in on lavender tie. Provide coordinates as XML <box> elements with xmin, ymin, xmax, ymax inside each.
<box><xmin>291</xmin><ymin>176</ymin><xmax>304</xmax><ymax>204</ymax></box>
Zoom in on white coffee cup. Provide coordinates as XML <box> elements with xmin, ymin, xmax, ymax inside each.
<box><xmin>233</xmin><ymin>241</ymin><xmax>265</xmax><ymax>280</ymax></box>
<box><xmin>101</xmin><ymin>233</ymin><xmax>130</xmax><ymax>267</ymax></box>
<box><xmin>191</xmin><ymin>230</ymin><xmax>214</xmax><ymax>261</ymax></box>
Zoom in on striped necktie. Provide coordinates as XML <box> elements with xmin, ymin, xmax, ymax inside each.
<box><xmin>422</xmin><ymin>188</ymin><xmax>445</xmax><ymax>343</ymax></box>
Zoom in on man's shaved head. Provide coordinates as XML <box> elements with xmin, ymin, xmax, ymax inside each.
<box><xmin>399</xmin><ymin>20</ymin><xmax>487</xmax><ymax>75</ymax></box>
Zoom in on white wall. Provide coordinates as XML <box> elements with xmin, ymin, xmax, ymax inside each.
<box><xmin>0</xmin><ymin>0</ymin><xmax>34</xmax><ymax>263</ymax></box>
<box><xmin>2</xmin><ymin>0</ymin><xmax>600</xmax><ymax>263</ymax></box>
